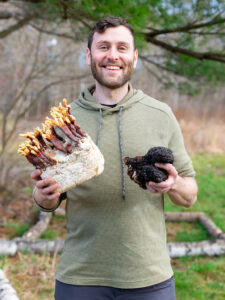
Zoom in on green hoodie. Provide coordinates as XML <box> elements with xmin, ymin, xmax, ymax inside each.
<box><xmin>44</xmin><ymin>84</ymin><xmax>195</xmax><ymax>288</ymax></box>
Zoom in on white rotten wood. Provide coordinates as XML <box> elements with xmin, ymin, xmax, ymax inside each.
<box><xmin>168</xmin><ymin>239</ymin><xmax>225</xmax><ymax>258</ymax></box>
<box><xmin>0</xmin><ymin>240</ymin><xmax>17</xmax><ymax>256</ymax></box>
<box><xmin>0</xmin><ymin>269</ymin><xmax>19</xmax><ymax>300</ymax></box>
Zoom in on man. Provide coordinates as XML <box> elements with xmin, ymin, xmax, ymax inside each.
<box><xmin>31</xmin><ymin>17</ymin><xmax>198</xmax><ymax>300</ymax></box>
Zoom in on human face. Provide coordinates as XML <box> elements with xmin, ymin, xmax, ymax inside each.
<box><xmin>86</xmin><ymin>26</ymin><xmax>138</xmax><ymax>89</ymax></box>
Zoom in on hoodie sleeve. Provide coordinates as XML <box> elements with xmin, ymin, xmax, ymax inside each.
<box><xmin>167</xmin><ymin>109</ymin><xmax>195</xmax><ymax>177</ymax></box>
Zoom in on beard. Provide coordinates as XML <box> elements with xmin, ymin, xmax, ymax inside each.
<box><xmin>90</xmin><ymin>55</ymin><xmax>135</xmax><ymax>89</ymax></box>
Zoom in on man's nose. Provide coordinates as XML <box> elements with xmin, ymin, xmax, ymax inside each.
<box><xmin>107</xmin><ymin>47</ymin><xmax>119</xmax><ymax>60</ymax></box>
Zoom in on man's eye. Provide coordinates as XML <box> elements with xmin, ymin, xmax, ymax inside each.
<box><xmin>100</xmin><ymin>46</ymin><xmax>108</xmax><ymax>50</ymax></box>
<box><xmin>119</xmin><ymin>47</ymin><xmax>127</xmax><ymax>51</ymax></box>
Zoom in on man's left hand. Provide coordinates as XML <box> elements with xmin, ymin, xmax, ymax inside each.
<box><xmin>146</xmin><ymin>163</ymin><xmax>178</xmax><ymax>194</ymax></box>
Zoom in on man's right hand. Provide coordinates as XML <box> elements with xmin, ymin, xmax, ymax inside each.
<box><xmin>30</xmin><ymin>169</ymin><xmax>61</xmax><ymax>210</ymax></box>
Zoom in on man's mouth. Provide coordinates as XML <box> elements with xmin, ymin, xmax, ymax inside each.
<box><xmin>102</xmin><ymin>65</ymin><xmax>122</xmax><ymax>70</ymax></box>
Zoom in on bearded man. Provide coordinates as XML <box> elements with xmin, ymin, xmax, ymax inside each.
<box><xmin>31</xmin><ymin>17</ymin><xmax>198</xmax><ymax>300</ymax></box>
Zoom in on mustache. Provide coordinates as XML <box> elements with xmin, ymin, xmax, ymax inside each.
<box><xmin>99</xmin><ymin>60</ymin><xmax>123</xmax><ymax>68</ymax></box>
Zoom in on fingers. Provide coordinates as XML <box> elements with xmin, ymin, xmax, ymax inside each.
<box><xmin>146</xmin><ymin>181</ymin><xmax>170</xmax><ymax>194</ymax></box>
<box><xmin>41</xmin><ymin>183</ymin><xmax>60</xmax><ymax>196</ymax></box>
<box><xmin>30</xmin><ymin>168</ymin><xmax>60</xmax><ymax>199</ymax></box>
<box><xmin>41</xmin><ymin>190</ymin><xmax>61</xmax><ymax>201</ymax></box>
<box><xmin>34</xmin><ymin>178</ymin><xmax>60</xmax><ymax>206</ymax></box>
<box><xmin>36</xmin><ymin>177</ymin><xmax>54</xmax><ymax>189</ymax></box>
<box><xmin>146</xmin><ymin>163</ymin><xmax>178</xmax><ymax>194</ymax></box>
<box><xmin>30</xmin><ymin>168</ymin><xmax>42</xmax><ymax>180</ymax></box>
<box><xmin>36</xmin><ymin>178</ymin><xmax>60</xmax><ymax>198</ymax></box>
<box><xmin>155</xmin><ymin>163</ymin><xmax>178</xmax><ymax>177</ymax></box>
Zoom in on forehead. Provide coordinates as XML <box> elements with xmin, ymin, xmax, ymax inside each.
<box><xmin>92</xmin><ymin>26</ymin><xmax>134</xmax><ymax>47</ymax></box>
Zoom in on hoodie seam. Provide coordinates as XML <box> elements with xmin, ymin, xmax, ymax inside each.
<box><xmin>138</xmin><ymin>100</ymin><xmax>174</xmax><ymax>121</ymax></box>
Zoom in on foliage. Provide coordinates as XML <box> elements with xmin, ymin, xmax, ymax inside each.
<box><xmin>0</xmin><ymin>0</ymin><xmax>224</xmax><ymax>93</ymax></box>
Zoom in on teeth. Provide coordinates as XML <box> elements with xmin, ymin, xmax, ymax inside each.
<box><xmin>105</xmin><ymin>66</ymin><xmax>120</xmax><ymax>70</ymax></box>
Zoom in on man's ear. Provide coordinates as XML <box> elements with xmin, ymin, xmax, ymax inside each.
<box><xmin>86</xmin><ymin>47</ymin><xmax>91</xmax><ymax>66</ymax></box>
<box><xmin>133</xmin><ymin>49</ymin><xmax>138</xmax><ymax>69</ymax></box>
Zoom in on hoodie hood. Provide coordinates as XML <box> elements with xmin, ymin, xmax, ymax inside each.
<box><xmin>76</xmin><ymin>83</ymin><xmax>145</xmax><ymax>113</ymax></box>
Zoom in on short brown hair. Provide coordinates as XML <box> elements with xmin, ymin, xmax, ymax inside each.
<box><xmin>88</xmin><ymin>17</ymin><xmax>136</xmax><ymax>50</ymax></box>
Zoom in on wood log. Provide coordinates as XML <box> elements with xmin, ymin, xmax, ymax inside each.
<box><xmin>0</xmin><ymin>240</ymin><xmax>17</xmax><ymax>256</ymax></box>
<box><xmin>198</xmin><ymin>214</ymin><xmax>224</xmax><ymax>239</ymax></box>
<box><xmin>55</xmin><ymin>207</ymin><xmax>65</xmax><ymax>216</ymax></box>
<box><xmin>168</xmin><ymin>239</ymin><xmax>225</xmax><ymax>258</ymax></box>
<box><xmin>22</xmin><ymin>212</ymin><xmax>52</xmax><ymax>239</ymax></box>
<box><xmin>0</xmin><ymin>238</ymin><xmax>64</xmax><ymax>256</ymax></box>
<box><xmin>15</xmin><ymin>238</ymin><xmax>64</xmax><ymax>255</ymax></box>
<box><xmin>165</xmin><ymin>212</ymin><xmax>225</xmax><ymax>240</ymax></box>
<box><xmin>165</xmin><ymin>212</ymin><xmax>203</xmax><ymax>222</ymax></box>
<box><xmin>0</xmin><ymin>269</ymin><xmax>19</xmax><ymax>300</ymax></box>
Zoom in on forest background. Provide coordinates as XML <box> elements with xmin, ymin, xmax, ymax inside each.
<box><xmin>0</xmin><ymin>1</ymin><xmax>225</xmax><ymax>299</ymax></box>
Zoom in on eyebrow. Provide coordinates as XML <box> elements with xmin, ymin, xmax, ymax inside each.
<box><xmin>96</xmin><ymin>41</ymin><xmax>130</xmax><ymax>46</ymax></box>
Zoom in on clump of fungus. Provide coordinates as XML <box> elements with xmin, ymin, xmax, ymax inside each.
<box><xmin>18</xmin><ymin>99</ymin><xmax>87</xmax><ymax>169</ymax></box>
<box><xmin>123</xmin><ymin>147</ymin><xmax>174</xmax><ymax>189</ymax></box>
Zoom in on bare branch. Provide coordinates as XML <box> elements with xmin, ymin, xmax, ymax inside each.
<box><xmin>1</xmin><ymin>73</ymin><xmax>90</xmax><ymax>154</ymax></box>
<box><xmin>0</xmin><ymin>10</ymin><xmax>14</xmax><ymax>19</ymax></box>
<box><xmin>146</xmin><ymin>17</ymin><xmax>225</xmax><ymax>37</ymax></box>
<box><xmin>0</xmin><ymin>15</ymin><xmax>34</xmax><ymax>39</ymax></box>
<box><xmin>187</xmin><ymin>31</ymin><xmax>225</xmax><ymax>35</ymax></box>
<box><xmin>30</xmin><ymin>23</ymin><xmax>76</xmax><ymax>40</ymax></box>
<box><xmin>145</xmin><ymin>36</ymin><xmax>225</xmax><ymax>63</ymax></box>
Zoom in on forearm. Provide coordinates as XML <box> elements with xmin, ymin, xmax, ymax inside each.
<box><xmin>168</xmin><ymin>176</ymin><xmax>198</xmax><ymax>208</ymax></box>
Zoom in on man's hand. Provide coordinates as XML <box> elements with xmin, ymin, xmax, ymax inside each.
<box><xmin>146</xmin><ymin>163</ymin><xmax>198</xmax><ymax>208</ymax></box>
<box><xmin>31</xmin><ymin>169</ymin><xmax>61</xmax><ymax>210</ymax></box>
<box><xmin>146</xmin><ymin>163</ymin><xmax>178</xmax><ymax>194</ymax></box>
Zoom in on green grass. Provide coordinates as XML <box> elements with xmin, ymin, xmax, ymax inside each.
<box><xmin>165</xmin><ymin>153</ymin><xmax>225</xmax><ymax>299</ymax></box>
<box><xmin>166</xmin><ymin>220</ymin><xmax>213</xmax><ymax>242</ymax></box>
<box><xmin>173</xmin><ymin>256</ymin><xmax>225</xmax><ymax>300</ymax></box>
<box><xmin>40</xmin><ymin>230</ymin><xmax>58</xmax><ymax>239</ymax></box>
<box><xmin>4</xmin><ymin>222</ymin><xmax>29</xmax><ymax>238</ymax></box>
<box><xmin>165</xmin><ymin>153</ymin><xmax>225</xmax><ymax>231</ymax></box>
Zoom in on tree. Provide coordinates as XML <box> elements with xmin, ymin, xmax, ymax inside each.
<box><xmin>0</xmin><ymin>0</ymin><xmax>224</xmax><ymax>93</ymax></box>
<box><xmin>0</xmin><ymin>22</ymin><xmax>89</xmax><ymax>167</ymax></box>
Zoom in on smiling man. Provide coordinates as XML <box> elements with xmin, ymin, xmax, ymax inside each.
<box><xmin>31</xmin><ymin>17</ymin><xmax>198</xmax><ymax>300</ymax></box>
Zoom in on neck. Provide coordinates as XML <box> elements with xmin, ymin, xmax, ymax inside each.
<box><xmin>93</xmin><ymin>82</ymin><xmax>129</xmax><ymax>105</ymax></box>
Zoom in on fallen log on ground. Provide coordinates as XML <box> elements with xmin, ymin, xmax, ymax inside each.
<box><xmin>22</xmin><ymin>212</ymin><xmax>52</xmax><ymax>239</ymax></box>
<box><xmin>0</xmin><ymin>238</ymin><xmax>64</xmax><ymax>256</ymax></box>
<box><xmin>168</xmin><ymin>239</ymin><xmax>225</xmax><ymax>258</ymax></box>
<box><xmin>0</xmin><ymin>269</ymin><xmax>19</xmax><ymax>300</ymax></box>
<box><xmin>165</xmin><ymin>212</ymin><xmax>225</xmax><ymax>239</ymax></box>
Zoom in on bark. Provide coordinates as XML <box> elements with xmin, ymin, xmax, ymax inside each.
<box><xmin>22</xmin><ymin>212</ymin><xmax>52</xmax><ymax>239</ymax></box>
<box><xmin>0</xmin><ymin>270</ymin><xmax>19</xmax><ymax>300</ymax></box>
<box><xmin>168</xmin><ymin>239</ymin><xmax>225</xmax><ymax>258</ymax></box>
